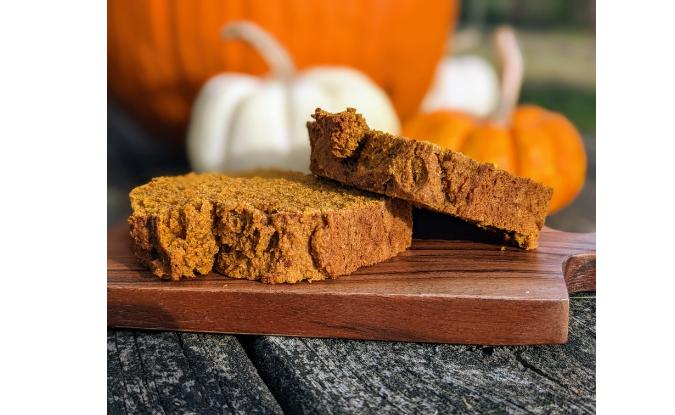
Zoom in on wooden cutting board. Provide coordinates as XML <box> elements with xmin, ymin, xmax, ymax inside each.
<box><xmin>108</xmin><ymin>215</ymin><xmax>595</xmax><ymax>345</ymax></box>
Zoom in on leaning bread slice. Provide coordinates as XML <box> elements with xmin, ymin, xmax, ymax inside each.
<box><xmin>128</xmin><ymin>172</ymin><xmax>412</xmax><ymax>283</ymax></box>
<box><xmin>308</xmin><ymin>108</ymin><xmax>552</xmax><ymax>249</ymax></box>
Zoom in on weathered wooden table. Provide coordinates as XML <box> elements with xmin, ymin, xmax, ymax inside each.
<box><xmin>107</xmin><ymin>294</ymin><xmax>594</xmax><ymax>414</ymax></box>
<box><xmin>107</xmin><ymin>104</ymin><xmax>596</xmax><ymax>414</ymax></box>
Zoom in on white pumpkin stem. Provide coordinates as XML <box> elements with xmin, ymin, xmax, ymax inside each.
<box><xmin>491</xmin><ymin>26</ymin><xmax>523</xmax><ymax>125</ymax></box>
<box><xmin>221</xmin><ymin>21</ymin><xmax>296</xmax><ymax>81</ymax></box>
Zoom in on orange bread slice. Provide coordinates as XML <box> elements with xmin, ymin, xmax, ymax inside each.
<box><xmin>308</xmin><ymin>108</ymin><xmax>552</xmax><ymax>249</ymax></box>
<box><xmin>129</xmin><ymin>172</ymin><xmax>412</xmax><ymax>283</ymax></box>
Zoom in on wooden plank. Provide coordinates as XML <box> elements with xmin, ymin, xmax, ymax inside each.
<box><xmin>245</xmin><ymin>296</ymin><xmax>595</xmax><ymax>414</ymax></box>
<box><xmin>108</xmin><ymin>224</ymin><xmax>595</xmax><ymax>345</ymax></box>
<box><xmin>107</xmin><ymin>330</ymin><xmax>282</xmax><ymax>414</ymax></box>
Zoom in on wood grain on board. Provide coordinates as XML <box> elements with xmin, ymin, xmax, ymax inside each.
<box><xmin>108</xmin><ymin>222</ymin><xmax>595</xmax><ymax>345</ymax></box>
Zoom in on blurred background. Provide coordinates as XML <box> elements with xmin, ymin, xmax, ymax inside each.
<box><xmin>108</xmin><ymin>0</ymin><xmax>595</xmax><ymax>233</ymax></box>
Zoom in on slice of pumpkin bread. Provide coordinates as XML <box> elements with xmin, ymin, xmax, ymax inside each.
<box><xmin>307</xmin><ymin>108</ymin><xmax>552</xmax><ymax>249</ymax></box>
<box><xmin>128</xmin><ymin>172</ymin><xmax>412</xmax><ymax>283</ymax></box>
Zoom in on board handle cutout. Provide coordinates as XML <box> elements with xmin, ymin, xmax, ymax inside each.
<box><xmin>563</xmin><ymin>252</ymin><xmax>596</xmax><ymax>293</ymax></box>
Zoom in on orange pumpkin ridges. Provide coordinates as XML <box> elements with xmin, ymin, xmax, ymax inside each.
<box><xmin>107</xmin><ymin>0</ymin><xmax>458</xmax><ymax>144</ymax></box>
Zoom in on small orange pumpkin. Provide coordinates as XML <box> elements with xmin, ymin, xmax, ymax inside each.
<box><xmin>403</xmin><ymin>28</ymin><xmax>586</xmax><ymax>214</ymax></box>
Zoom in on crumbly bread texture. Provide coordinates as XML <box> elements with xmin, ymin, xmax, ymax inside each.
<box><xmin>128</xmin><ymin>172</ymin><xmax>412</xmax><ymax>283</ymax></box>
<box><xmin>308</xmin><ymin>108</ymin><xmax>553</xmax><ymax>249</ymax></box>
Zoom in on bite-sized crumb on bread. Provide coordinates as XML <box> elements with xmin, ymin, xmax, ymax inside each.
<box><xmin>129</xmin><ymin>172</ymin><xmax>412</xmax><ymax>283</ymax></box>
<box><xmin>308</xmin><ymin>108</ymin><xmax>552</xmax><ymax>249</ymax></box>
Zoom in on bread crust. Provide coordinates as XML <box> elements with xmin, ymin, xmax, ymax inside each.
<box><xmin>129</xmin><ymin>172</ymin><xmax>412</xmax><ymax>283</ymax></box>
<box><xmin>308</xmin><ymin>108</ymin><xmax>552</xmax><ymax>249</ymax></box>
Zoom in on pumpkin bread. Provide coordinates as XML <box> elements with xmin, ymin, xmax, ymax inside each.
<box><xmin>308</xmin><ymin>108</ymin><xmax>552</xmax><ymax>249</ymax></box>
<box><xmin>129</xmin><ymin>172</ymin><xmax>412</xmax><ymax>283</ymax></box>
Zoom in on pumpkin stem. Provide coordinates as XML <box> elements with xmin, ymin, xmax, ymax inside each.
<box><xmin>491</xmin><ymin>26</ymin><xmax>523</xmax><ymax>125</ymax></box>
<box><xmin>221</xmin><ymin>21</ymin><xmax>296</xmax><ymax>81</ymax></box>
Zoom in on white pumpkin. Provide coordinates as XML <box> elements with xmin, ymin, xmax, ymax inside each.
<box><xmin>187</xmin><ymin>22</ymin><xmax>400</xmax><ymax>173</ymax></box>
<box><xmin>419</xmin><ymin>55</ymin><xmax>500</xmax><ymax>118</ymax></box>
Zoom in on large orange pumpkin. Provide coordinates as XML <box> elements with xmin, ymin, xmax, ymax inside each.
<box><xmin>403</xmin><ymin>28</ymin><xmax>587</xmax><ymax>214</ymax></box>
<box><xmin>108</xmin><ymin>0</ymin><xmax>458</xmax><ymax>144</ymax></box>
